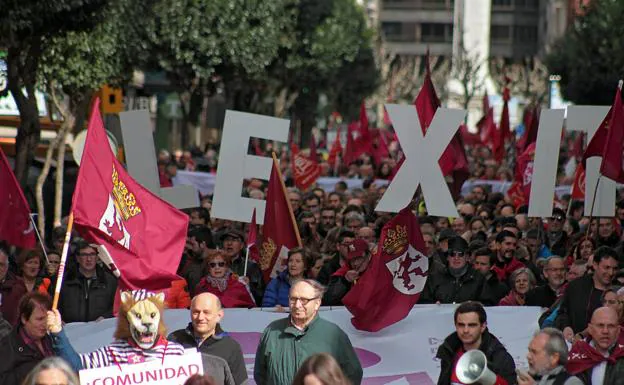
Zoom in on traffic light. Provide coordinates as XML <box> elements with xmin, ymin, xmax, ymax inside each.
<box><xmin>99</xmin><ymin>85</ymin><xmax>124</xmax><ymax>114</ymax></box>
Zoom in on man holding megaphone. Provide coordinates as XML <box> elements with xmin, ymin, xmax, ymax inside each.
<box><xmin>436</xmin><ymin>301</ymin><xmax>517</xmax><ymax>385</ymax></box>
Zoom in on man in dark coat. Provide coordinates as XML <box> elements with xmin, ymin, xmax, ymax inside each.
<box><xmin>419</xmin><ymin>237</ymin><xmax>488</xmax><ymax>304</ymax></box>
<box><xmin>436</xmin><ymin>301</ymin><xmax>516</xmax><ymax>385</ymax></box>
<box><xmin>169</xmin><ymin>293</ymin><xmax>247</xmax><ymax>385</ymax></box>
<box><xmin>323</xmin><ymin>239</ymin><xmax>371</xmax><ymax>306</ymax></box>
<box><xmin>0</xmin><ymin>292</ymin><xmax>55</xmax><ymax>385</ymax></box>
<box><xmin>526</xmin><ymin>256</ymin><xmax>566</xmax><ymax>308</ymax></box>
<box><xmin>51</xmin><ymin>240</ymin><xmax>117</xmax><ymax>323</ymax></box>
<box><xmin>221</xmin><ymin>228</ymin><xmax>264</xmax><ymax>304</ymax></box>
<box><xmin>472</xmin><ymin>247</ymin><xmax>509</xmax><ymax>305</ymax></box>
<box><xmin>557</xmin><ymin>246</ymin><xmax>618</xmax><ymax>342</ymax></box>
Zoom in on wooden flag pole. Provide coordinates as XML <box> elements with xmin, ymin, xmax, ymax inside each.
<box><xmin>52</xmin><ymin>212</ymin><xmax>74</xmax><ymax>310</ymax></box>
<box><xmin>272</xmin><ymin>152</ymin><xmax>302</xmax><ymax>247</ymax></box>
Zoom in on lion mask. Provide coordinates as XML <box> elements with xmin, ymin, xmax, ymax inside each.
<box><xmin>114</xmin><ymin>291</ymin><xmax>167</xmax><ymax>349</ymax></box>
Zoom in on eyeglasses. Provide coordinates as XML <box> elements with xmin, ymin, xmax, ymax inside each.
<box><xmin>209</xmin><ymin>262</ymin><xmax>226</xmax><ymax>268</ymax></box>
<box><xmin>448</xmin><ymin>251</ymin><xmax>465</xmax><ymax>258</ymax></box>
<box><xmin>288</xmin><ymin>296</ymin><xmax>319</xmax><ymax>306</ymax></box>
<box><xmin>551</xmin><ymin>215</ymin><xmax>564</xmax><ymax>222</ymax></box>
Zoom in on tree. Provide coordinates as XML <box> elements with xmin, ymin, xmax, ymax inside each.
<box><xmin>546</xmin><ymin>0</ymin><xmax>624</xmax><ymax>105</ymax></box>
<box><xmin>0</xmin><ymin>0</ymin><xmax>109</xmax><ymax>187</ymax></box>
<box><xmin>451</xmin><ymin>36</ymin><xmax>487</xmax><ymax>112</ymax></box>
<box><xmin>144</xmin><ymin>0</ymin><xmax>296</xmax><ymax>147</ymax></box>
<box><xmin>490</xmin><ymin>56</ymin><xmax>549</xmax><ymax>105</ymax></box>
<box><xmin>32</xmin><ymin>0</ymin><xmax>150</xmax><ymax>237</ymax></box>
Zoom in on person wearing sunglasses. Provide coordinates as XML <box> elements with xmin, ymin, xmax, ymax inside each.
<box><xmin>254</xmin><ymin>279</ymin><xmax>362</xmax><ymax>385</ymax></box>
<box><xmin>419</xmin><ymin>236</ymin><xmax>489</xmax><ymax>304</ymax></box>
<box><xmin>194</xmin><ymin>251</ymin><xmax>255</xmax><ymax>308</ymax></box>
<box><xmin>547</xmin><ymin>208</ymin><xmax>568</xmax><ymax>258</ymax></box>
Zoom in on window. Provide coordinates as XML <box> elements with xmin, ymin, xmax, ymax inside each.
<box><xmin>381</xmin><ymin>22</ymin><xmax>417</xmax><ymax>42</ymax></box>
<box><xmin>421</xmin><ymin>23</ymin><xmax>453</xmax><ymax>42</ymax></box>
<box><xmin>514</xmin><ymin>25</ymin><xmax>537</xmax><ymax>43</ymax></box>
<box><xmin>490</xmin><ymin>25</ymin><xmax>511</xmax><ymax>42</ymax></box>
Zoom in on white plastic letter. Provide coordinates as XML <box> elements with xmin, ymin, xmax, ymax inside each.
<box><xmin>211</xmin><ymin>110</ymin><xmax>289</xmax><ymax>224</ymax></box>
<box><xmin>528</xmin><ymin>109</ymin><xmax>565</xmax><ymax>217</ymax></box>
<box><xmin>375</xmin><ymin>104</ymin><xmax>465</xmax><ymax>217</ymax></box>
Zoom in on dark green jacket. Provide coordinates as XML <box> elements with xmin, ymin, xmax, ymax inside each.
<box><xmin>254</xmin><ymin>315</ymin><xmax>363</xmax><ymax>385</ymax></box>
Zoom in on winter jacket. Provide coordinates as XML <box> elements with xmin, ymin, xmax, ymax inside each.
<box><xmin>0</xmin><ymin>313</ymin><xmax>10</xmax><ymax>341</ymax></box>
<box><xmin>0</xmin><ymin>272</ymin><xmax>27</xmax><ymax>325</ymax></box>
<box><xmin>0</xmin><ymin>327</ymin><xmax>55</xmax><ymax>385</ymax></box>
<box><xmin>52</xmin><ymin>266</ymin><xmax>118</xmax><ymax>323</ymax></box>
<box><xmin>481</xmin><ymin>273</ymin><xmax>509</xmax><ymax>306</ymax></box>
<box><xmin>254</xmin><ymin>315</ymin><xmax>363</xmax><ymax>385</ymax></box>
<box><xmin>262</xmin><ymin>270</ymin><xmax>292</xmax><ymax>307</ymax></box>
<box><xmin>556</xmin><ymin>274</ymin><xmax>604</xmax><ymax>333</ymax></box>
<box><xmin>165</xmin><ymin>279</ymin><xmax>191</xmax><ymax>309</ymax></box>
<box><xmin>169</xmin><ymin>323</ymin><xmax>248</xmax><ymax>385</ymax></box>
<box><xmin>323</xmin><ymin>266</ymin><xmax>353</xmax><ymax>306</ymax></box>
<box><xmin>419</xmin><ymin>266</ymin><xmax>488</xmax><ymax>304</ymax></box>
<box><xmin>201</xmin><ymin>353</ymin><xmax>236</xmax><ymax>385</ymax></box>
<box><xmin>526</xmin><ymin>284</ymin><xmax>560</xmax><ymax>308</ymax></box>
<box><xmin>436</xmin><ymin>330</ymin><xmax>517</xmax><ymax>385</ymax></box>
<box><xmin>195</xmin><ymin>274</ymin><xmax>255</xmax><ymax>308</ymax></box>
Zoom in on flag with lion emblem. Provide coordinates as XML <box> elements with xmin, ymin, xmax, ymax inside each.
<box><xmin>343</xmin><ymin>206</ymin><xmax>428</xmax><ymax>332</ymax></box>
<box><xmin>71</xmin><ymin>99</ymin><xmax>189</xmax><ymax>291</ymax></box>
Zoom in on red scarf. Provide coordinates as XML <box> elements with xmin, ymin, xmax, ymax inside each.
<box><xmin>567</xmin><ymin>340</ymin><xmax>624</xmax><ymax>374</ymax></box>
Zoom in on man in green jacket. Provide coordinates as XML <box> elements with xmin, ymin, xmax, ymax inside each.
<box><xmin>254</xmin><ymin>279</ymin><xmax>363</xmax><ymax>385</ymax></box>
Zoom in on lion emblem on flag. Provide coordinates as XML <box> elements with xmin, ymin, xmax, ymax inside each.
<box><xmin>385</xmin><ymin>245</ymin><xmax>429</xmax><ymax>295</ymax></box>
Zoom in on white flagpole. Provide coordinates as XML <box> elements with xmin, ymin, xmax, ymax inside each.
<box><xmin>29</xmin><ymin>214</ymin><xmax>49</xmax><ymax>264</ymax></box>
<box><xmin>243</xmin><ymin>246</ymin><xmax>250</xmax><ymax>277</ymax></box>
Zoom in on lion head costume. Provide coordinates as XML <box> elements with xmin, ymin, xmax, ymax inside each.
<box><xmin>114</xmin><ymin>291</ymin><xmax>167</xmax><ymax>349</ymax></box>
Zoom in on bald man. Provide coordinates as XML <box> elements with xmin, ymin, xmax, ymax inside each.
<box><xmin>168</xmin><ymin>293</ymin><xmax>247</xmax><ymax>385</ymax></box>
<box><xmin>567</xmin><ymin>307</ymin><xmax>624</xmax><ymax>384</ymax></box>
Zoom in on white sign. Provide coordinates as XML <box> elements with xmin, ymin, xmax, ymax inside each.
<box><xmin>66</xmin><ymin>306</ymin><xmax>541</xmax><ymax>385</ymax></box>
<box><xmin>79</xmin><ymin>352</ymin><xmax>203</xmax><ymax>385</ymax></box>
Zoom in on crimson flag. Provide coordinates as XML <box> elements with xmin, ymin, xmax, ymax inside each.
<box><xmin>600</xmin><ymin>87</ymin><xmax>624</xmax><ymax>182</ymax></box>
<box><xmin>247</xmin><ymin>208</ymin><xmax>260</xmax><ymax>262</ymax></box>
<box><xmin>0</xmin><ymin>147</ymin><xmax>36</xmax><ymax>249</ymax></box>
<box><xmin>259</xmin><ymin>160</ymin><xmax>300</xmax><ymax>282</ymax></box>
<box><xmin>507</xmin><ymin>143</ymin><xmax>536</xmax><ymax>208</ymax></box>
<box><xmin>327</xmin><ymin>127</ymin><xmax>343</xmax><ymax>167</ymax></box>
<box><xmin>72</xmin><ymin>99</ymin><xmax>189</xmax><ymax>291</ymax></box>
<box><xmin>343</xmin><ymin>103</ymin><xmax>374</xmax><ymax>165</ymax></box>
<box><xmin>478</xmin><ymin>107</ymin><xmax>496</xmax><ymax>146</ymax></box>
<box><xmin>371</xmin><ymin>128</ymin><xmax>390</xmax><ymax>166</ymax></box>
<box><xmin>571</xmin><ymin>132</ymin><xmax>585</xmax><ymax>159</ymax></box>
<box><xmin>494</xmin><ymin>86</ymin><xmax>511</xmax><ymax>162</ymax></box>
<box><xmin>343</xmin><ymin>207</ymin><xmax>428</xmax><ymax>331</ymax></box>
<box><xmin>309</xmin><ymin>134</ymin><xmax>319</xmax><ymax>164</ymax></box>
<box><xmin>292</xmin><ymin>151</ymin><xmax>321</xmax><ymax>191</ymax></box>
<box><xmin>571</xmin><ymin>164</ymin><xmax>586</xmax><ymax>200</ymax></box>
<box><xmin>581</xmin><ymin>108</ymin><xmax>611</xmax><ymax>168</ymax></box>
<box><xmin>517</xmin><ymin>106</ymin><xmax>538</xmax><ymax>153</ymax></box>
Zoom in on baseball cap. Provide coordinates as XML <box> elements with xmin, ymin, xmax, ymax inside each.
<box><xmin>345</xmin><ymin>239</ymin><xmax>370</xmax><ymax>261</ymax></box>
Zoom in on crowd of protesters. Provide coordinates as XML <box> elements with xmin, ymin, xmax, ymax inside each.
<box><xmin>3</xmin><ymin>129</ymin><xmax>624</xmax><ymax>384</ymax></box>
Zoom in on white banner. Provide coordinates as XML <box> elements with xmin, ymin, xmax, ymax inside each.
<box><xmin>79</xmin><ymin>351</ymin><xmax>203</xmax><ymax>385</ymax></box>
<box><xmin>65</xmin><ymin>306</ymin><xmax>541</xmax><ymax>385</ymax></box>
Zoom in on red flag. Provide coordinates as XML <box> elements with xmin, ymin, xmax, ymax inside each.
<box><xmin>72</xmin><ymin>99</ymin><xmax>189</xmax><ymax>291</ymax></box>
<box><xmin>309</xmin><ymin>134</ymin><xmax>319</xmax><ymax>164</ymax></box>
<box><xmin>252</xmin><ymin>138</ymin><xmax>263</xmax><ymax>156</ymax></box>
<box><xmin>247</xmin><ymin>208</ymin><xmax>260</xmax><ymax>262</ymax></box>
<box><xmin>291</xmin><ymin>151</ymin><xmax>321</xmax><ymax>191</ymax></box>
<box><xmin>600</xmin><ymin>87</ymin><xmax>624</xmax><ymax>182</ymax></box>
<box><xmin>494</xmin><ymin>85</ymin><xmax>511</xmax><ymax>162</ymax></box>
<box><xmin>571</xmin><ymin>164</ymin><xmax>586</xmax><ymax>200</ymax></box>
<box><xmin>259</xmin><ymin>160</ymin><xmax>300</xmax><ymax>282</ymax></box>
<box><xmin>358</xmin><ymin>101</ymin><xmax>369</xmax><ymax>135</ymax></box>
<box><xmin>371</xmin><ymin>128</ymin><xmax>390</xmax><ymax>166</ymax></box>
<box><xmin>478</xmin><ymin>107</ymin><xmax>496</xmax><ymax>146</ymax></box>
<box><xmin>0</xmin><ymin>147</ymin><xmax>36</xmax><ymax>249</ymax></box>
<box><xmin>507</xmin><ymin>142</ymin><xmax>536</xmax><ymax>208</ymax></box>
<box><xmin>343</xmin><ymin>207</ymin><xmax>428</xmax><ymax>332</ymax></box>
<box><xmin>517</xmin><ymin>106</ymin><xmax>538</xmax><ymax>153</ymax></box>
<box><xmin>571</xmin><ymin>132</ymin><xmax>585</xmax><ymax>159</ymax></box>
<box><xmin>343</xmin><ymin>103</ymin><xmax>374</xmax><ymax>165</ymax></box>
<box><xmin>327</xmin><ymin>127</ymin><xmax>343</xmax><ymax>166</ymax></box>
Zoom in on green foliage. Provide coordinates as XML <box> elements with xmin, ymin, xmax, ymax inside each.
<box><xmin>546</xmin><ymin>0</ymin><xmax>624</xmax><ymax>105</ymax></box>
<box><xmin>39</xmin><ymin>0</ymin><xmax>150</xmax><ymax>94</ymax></box>
<box><xmin>146</xmin><ymin>0</ymin><xmax>297</xmax><ymax>85</ymax></box>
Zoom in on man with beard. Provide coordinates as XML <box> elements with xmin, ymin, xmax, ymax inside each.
<box><xmin>492</xmin><ymin>230</ymin><xmax>525</xmax><ymax>283</ymax></box>
<box><xmin>566</xmin><ymin>307</ymin><xmax>624</xmax><ymax>384</ymax></box>
<box><xmin>526</xmin><ymin>257</ymin><xmax>566</xmax><ymax>308</ymax></box>
<box><xmin>221</xmin><ymin>228</ymin><xmax>264</xmax><ymax>305</ymax></box>
<box><xmin>180</xmin><ymin>226</ymin><xmax>214</xmax><ymax>294</ymax></box>
<box><xmin>516</xmin><ymin>328</ymin><xmax>581</xmax><ymax>385</ymax></box>
<box><xmin>436</xmin><ymin>301</ymin><xmax>516</xmax><ymax>385</ymax></box>
<box><xmin>318</xmin><ymin>207</ymin><xmax>337</xmax><ymax>238</ymax></box>
<box><xmin>316</xmin><ymin>229</ymin><xmax>355</xmax><ymax>285</ymax></box>
<box><xmin>596</xmin><ymin>218</ymin><xmax>620</xmax><ymax>248</ymax></box>
<box><xmin>472</xmin><ymin>248</ymin><xmax>509</xmax><ymax>305</ymax></box>
<box><xmin>557</xmin><ymin>247</ymin><xmax>619</xmax><ymax>343</ymax></box>
<box><xmin>420</xmin><ymin>237</ymin><xmax>488</xmax><ymax>304</ymax></box>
